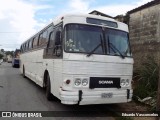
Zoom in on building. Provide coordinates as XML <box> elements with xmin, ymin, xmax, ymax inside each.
<box><xmin>127</xmin><ymin>0</ymin><xmax>160</xmax><ymax>67</ymax></box>
<box><xmin>6</xmin><ymin>54</ymin><xmax>12</xmax><ymax>63</ymax></box>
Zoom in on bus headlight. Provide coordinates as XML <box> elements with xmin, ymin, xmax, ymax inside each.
<box><xmin>74</xmin><ymin>78</ymin><xmax>81</xmax><ymax>86</ymax></box>
<box><xmin>121</xmin><ymin>79</ymin><xmax>130</xmax><ymax>87</ymax></box>
<box><xmin>82</xmin><ymin>78</ymin><xmax>88</xmax><ymax>86</ymax></box>
<box><xmin>125</xmin><ymin>79</ymin><xmax>129</xmax><ymax>87</ymax></box>
<box><xmin>121</xmin><ymin>79</ymin><xmax>126</xmax><ymax>87</ymax></box>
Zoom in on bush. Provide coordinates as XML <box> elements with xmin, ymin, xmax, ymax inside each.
<box><xmin>0</xmin><ymin>54</ymin><xmax>3</xmax><ymax>59</ymax></box>
<box><xmin>133</xmin><ymin>56</ymin><xmax>158</xmax><ymax>101</ymax></box>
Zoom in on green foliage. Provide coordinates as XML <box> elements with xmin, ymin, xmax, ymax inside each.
<box><xmin>5</xmin><ymin>51</ymin><xmax>14</xmax><ymax>56</ymax></box>
<box><xmin>0</xmin><ymin>54</ymin><xmax>3</xmax><ymax>59</ymax></box>
<box><xmin>1</xmin><ymin>49</ymin><xmax>4</xmax><ymax>52</ymax></box>
<box><xmin>133</xmin><ymin>56</ymin><xmax>158</xmax><ymax>104</ymax></box>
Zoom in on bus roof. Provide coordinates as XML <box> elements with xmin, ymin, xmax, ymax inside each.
<box><xmin>21</xmin><ymin>13</ymin><xmax>128</xmax><ymax>45</ymax></box>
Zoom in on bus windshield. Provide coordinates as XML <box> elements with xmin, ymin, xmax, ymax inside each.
<box><xmin>65</xmin><ymin>24</ymin><xmax>131</xmax><ymax>57</ymax></box>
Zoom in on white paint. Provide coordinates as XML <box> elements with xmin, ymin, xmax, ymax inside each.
<box><xmin>20</xmin><ymin>14</ymin><xmax>133</xmax><ymax>105</ymax></box>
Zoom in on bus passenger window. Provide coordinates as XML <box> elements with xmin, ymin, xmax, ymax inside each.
<box><xmin>48</xmin><ymin>32</ymin><xmax>54</xmax><ymax>48</ymax></box>
<box><xmin>39</xmin><ymin>33</ymin><xmax>43</xmax><ymax>46</ymax></box>
<box><xmin>29</xmin><ymin>39</ymin><xmax>33</xmax><ymax>50</ymax></box>
<box><xmin>33</xmin><ymin>36</ymin><xmax>38</xmax><ymax>48</ymax></box>
<box><xmin>55</xmin><ymin>31</ymin><xmax>61</xmax><ymax>45</ymax></box>
<box><xmin>43</xmin><ymin>30</ymin><xmax>48</xmax><ymax>45</ymax></box>
<box><xmin>39</xmin><ymin>30</ymin><xmax>48</xmax><ymax>46</ymax></box>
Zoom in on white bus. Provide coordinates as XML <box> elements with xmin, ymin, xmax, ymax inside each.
<box><xmin>20</xmin><ymin>14</ymin><xmax>133</xmax><ymax>105</ymax></box>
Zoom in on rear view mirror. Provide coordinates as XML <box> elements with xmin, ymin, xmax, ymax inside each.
<box><xmin>55</xmin><ymin>31</ymin><xmax>61</xmax><ymax>45</ymax></box>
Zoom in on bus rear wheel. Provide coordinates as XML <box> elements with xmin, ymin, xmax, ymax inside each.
<box><xmin>46</xmin><ymin>74</ymin><xmax>52</xmax><ymax>101</ymax></box>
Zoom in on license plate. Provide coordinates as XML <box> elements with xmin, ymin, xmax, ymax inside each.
<box><xmin>89</xmin><ymin>77</ymin><xmax>121</xmax><ymax>89</ymax></box>
<box><xmin>101</xmin><ymin>93</ymin><xmax>113</xmax><ymax>98</ymax></box>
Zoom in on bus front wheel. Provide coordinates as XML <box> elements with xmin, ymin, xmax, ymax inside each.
<box><xmin>46</xmin><ymin>74</ymin><xmax>52</xmax><ymax>101</ymax></box>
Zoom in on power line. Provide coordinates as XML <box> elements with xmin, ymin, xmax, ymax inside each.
<box><xmin>2</xmin><ymin>44</ymin><xmax>20</xmax><ymax>45</ymax></box>
<box><xmin>0</xmin><ymin>44</ymin><xmax>20</xmax><ymax>46</ymax></box>
<box><xmin>0</xmin><ymin>31</ymin><xmax>32</xmax><ymax>33</ymax></box>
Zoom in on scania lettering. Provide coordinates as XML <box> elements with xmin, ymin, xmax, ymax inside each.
<box><xmin>99</xmin><ymin>81</ymin><xmax>113</xmax><ymax>84</ymax></box>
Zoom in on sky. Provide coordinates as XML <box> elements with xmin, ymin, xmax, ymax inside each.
<box><xmin>0</xmin><ymin>0</ymin><xmax>152</xmax><ymax>51</ymax></box>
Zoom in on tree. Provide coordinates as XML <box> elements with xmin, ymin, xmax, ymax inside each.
<box><xmin>0</xmin><ymin>54</ymin><xmax>3</xmax><ymax>59</ymax></box>
<box><xmin>1</xmin><ymin>49</ymin><xmax>4</xmax><ymax>53</ymax></box>
<box><xmin>5</xmin><ymin>51</ymin><xmax>14</xmax><ymax>56</ymax></box>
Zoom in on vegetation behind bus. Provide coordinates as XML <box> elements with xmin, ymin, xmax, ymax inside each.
<box><xmin>0</xmin><ymin>54</ymin><xmax>3</xmax><ymax>59</ymax></box>
<box><xmin>133</xmin><ymin>55</ymin><xmax>158</xmax><ymax>111</ymax></box>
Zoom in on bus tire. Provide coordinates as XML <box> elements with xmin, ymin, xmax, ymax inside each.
<box><xmin>46</xmin><ymin>74</ymin><xmax>52</xmax><ymax>101</ymax></box>
<box><xmin>23</xmin><ymin>66</ymin><xmax>26</xmax><ymax>78</ymax></box>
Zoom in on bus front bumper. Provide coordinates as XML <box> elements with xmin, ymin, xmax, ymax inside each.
<box><xmin>60</xmin><ymin>89</ymin><xmax>133</xmax><ymax>105</ymax></box>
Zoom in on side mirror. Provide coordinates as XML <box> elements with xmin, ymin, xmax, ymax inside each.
<box><xmin>55</xmin><ymin>31</ymin><xmax>61</xmax><ymax>45</ymax></box>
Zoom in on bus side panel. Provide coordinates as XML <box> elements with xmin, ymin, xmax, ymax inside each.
<box><xmin>35</xmin><ymin>49</ymin><xmax>45</xmax><ymax>86</ymax></box>
<box><xmin>20</xmin><ymin>50</ymin><xmax>44</xmax><ymax>87</ymax></box>
<box><xmin>50</xmin><ymin>59</ymin><xmax>63</xmax><ymax>99</ymax></box>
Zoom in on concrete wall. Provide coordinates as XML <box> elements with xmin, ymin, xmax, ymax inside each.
<box><xmin>129</xmin><ymin>4</ymin><xmax>160</xmax><ymax>68</ymax></box>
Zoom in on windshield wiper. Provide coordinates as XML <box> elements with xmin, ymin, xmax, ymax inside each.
<box><xmin>109</xmin><ymin>42</ymin><xmax>125</xmax><ymax>59</ymax></box>
<box><xmin>87</xmin><ymin>35</ymin><xmax>103</xmax><ymax>57</ymax></box>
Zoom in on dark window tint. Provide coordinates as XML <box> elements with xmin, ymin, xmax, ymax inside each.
<box><xmin>20</xmin><ymin>45</ymin><xmax>23</xmax><ymax>53</ymax></box>
<box><xmin>23</xmin><ymin>44</ymin><xmax>25</xmax><ymax>52</ymax></box>
<box><xmin>39</xmin><ymin>30</ymin><xmax>48</xmax><ymax>46</ymax></box>
<box><xmin>54</xmin><ymin>26</ymin><xmax>62</xmax><ymax>46</ymax></box>
<box><xmin>33</xmin><ymin>35</ymin><xmax>38</xmax><ymax>48</ymax></box>
<box><xmin>22</xmin><ymin>44</ymin><xmax>24</xmax><ymax>52</ymax></box>
<box><xmin>87</xmin><ymin>18</ymin><xmax>118</xmax><ymax>28</ymax></box>
<box><xmin>24</xmin><ymin>42</ymin><xmax>28</xmax><ymax>51</ymax></box>
<box><xmin>43</xmin><ymin>30</ymin><xmax>48</xmax><ymax>44</ymax></box>
<box><xmin>48</xmin><ymin>32</ymin><xmax>55</xmax><ymax>48</ymax></box>
<box><xmin>27</xmin><ymin>42</ymin><xmax>29</xmax><ymax>50</ymax></box>
<box><xmin>105</xmin><ymin>28</ymin><xmax>131</xmax><ymax>56</ymax></box>
<box><xmin>39</xmin><ymin>33</ymin><xmax>43</xmax><ymax>46</ymax></box>
<box><xmin>25</xmin><ymin>43</ymin><xmax>27</xmax><ymax>51</ymax></box>
<box><xmin>29</xmin><ymin>39</ymin><xmax>33</xmax><ymax>49</ymax></box>
<box><xmin>65</xmin><ymin>24</ymin><xmax>103</xmax><ymax>54</ymax></box>
<box><xmin>47</xmin><ymin>26</ymin><xmax>53</xmax><ymax>34</ymax></box>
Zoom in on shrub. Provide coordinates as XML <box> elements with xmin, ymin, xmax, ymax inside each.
<box><xmin>133</xmin><ymin>56</ymin><xmax>158</xmax><ymax>101</ymax></box>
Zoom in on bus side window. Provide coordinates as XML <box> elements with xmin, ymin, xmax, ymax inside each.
<box><xmin>27</xmin><ymin>41</ymin><xmax>30</xmax><ymax>51</ymax></box>
<box><xmin>42</xmin><ymin>30</ymin><xmax>48</xmax><ymax>45</ymax></box>
<box><xmin>39</xmin><ymin>33</ymin><xmax>43</xmax><ymax>46</ymax></box>
<box><xmin>54</xmin><ymin>26</ymin><xmax>62</xmax><ymax>46</ymax></box>
<box><xmin>48</xmin><ymin>32</ymin><xmax>55</xmax><ymax>48</ymax></box>
<box><xmin>29</xmin><ymin>39</ymin><xmax>33</xmax><ymax>50</ymax></box>
<box><xmin>54</xmin><ymin>26</ymin><xmax>62</xmax><ymax>57</ymax></box>
<box><xmin>26</xmin><ymin>42</ymin><xmax>29</xmax><ymax>52</ymax></box>
<box><xmin>20</xmin><ymin>45</ymin><xmax>23</xmax><ymax>53</ymax></box>
<box><xmin>46</xmin><ymin>32</ymin><xmax>55</xmax><ymax>55</ymax></box>
<box><xmin>22</xmin><ymin>45</ymin><xmax>24</xmax><ymax>53</ymax></box>
<box><xmin>24</xmin><ymin>44</ymin><xmax>25</xmax><ymax>52</ymax></box>
<box><xmin>55</xmin><ymin>31</ymin><xmax>61</xmax><ymax>46</ymax></box>
<box><xmin>24</xmin><ymin>43</ymin><xmax>27</xmax><ymax>52</ymax></box>
<box><xmin>32</xmin><ymin>38</ymin><xmax>35</xmax><ymax>49</ymax></box>
<box><xmin>33</xmin><ymin>35</ymin><xmax>38</xmax><ymax>48</ymax></box>
<box><xmin>39</xmin><ymin>30</ymin><xmax>48</xmax><ymax>47</ymax></box>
